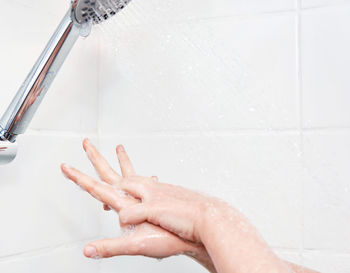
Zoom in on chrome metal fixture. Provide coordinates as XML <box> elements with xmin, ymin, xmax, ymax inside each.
<box><xmin>0</xmin><ymin>0</ymin><xmax>131</xmax><ymax>165</ymax></box>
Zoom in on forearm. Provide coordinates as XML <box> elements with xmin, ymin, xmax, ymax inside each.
<box><xmin>197</xmin><ymin>203</ymin><xmax>292</xmax><ymax>273</ymax></box>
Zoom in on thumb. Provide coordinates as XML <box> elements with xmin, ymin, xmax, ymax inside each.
<box><xmin>84</xmin><ymin>237</ymin><xmax>135</xmax><ymax>259</ymax></box>
<box><xmin>84</xmin><ymin>236</ymin><xmax>144</xmax><ymax>259</ymax></box>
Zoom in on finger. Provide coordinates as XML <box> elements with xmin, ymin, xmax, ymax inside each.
<box><xmin>116</xmin><ymin>145</ymin><xmax>135</xmax><ymax>177</ymax></box>
<box><xmin>119</xmin><ymin>204</ymin><xmax>149</xmax><ymax>225</ymax></box>
<box><xmin>85</xmin><ymin>237</ymin><xmax>143</xmax><ymax>258</ymax></box>
<box><xmin>83</xmin><ymin>138</ymin><xmax>121</xmax><ymax>184</ymax></box>
<box><xmin>117</xmin><ymin>179</ymin><xmax>148</xmax><ymax>200</ymax></box>
<box><xmin>61</xmin><ymin>163</ymin><xmax>119</xmax><ymax>209</ymax></box>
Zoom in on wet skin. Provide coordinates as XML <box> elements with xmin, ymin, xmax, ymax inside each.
<box><xmin>61</xmin><ymin>139</ymin><xmax>318</xmax><ymax>273</ymax></box>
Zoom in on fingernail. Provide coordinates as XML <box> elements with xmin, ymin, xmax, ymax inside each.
<box><xmin>84</xmin><ymin>138</ymin><xmax>91</xmax><ymax>149</ymax></box>
<box><xmin>85</xmin><ymin>246</ymin><xmax>98</xmax><ymax>258</ymax></box>
<box><xmin>151</xmin><ymin>176</ymin><xmax>159</xmax><ymax>182</ymax></box>
<box><xmin>118</xmin><ymin>145</ymin><xmax>125</xmax><ymax>152</ymax></box>
<box><xmin>62</xmin><ymin>163</ymin><xmax>71</xmax><ymax>170</ymax></box>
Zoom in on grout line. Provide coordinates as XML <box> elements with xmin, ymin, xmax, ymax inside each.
<box><xmin>100</xmin><ymin>129</ymin><xmax>302</xmax><ymax>137</ymax></box>
<box><xmin>302</xmin><ymin>127</ymin><xmax>350</xmax><ymax>132</ymax></box>
<box><xmin>296</xmin><ymin>0</ymin><xmax>305</xmax><ymax>265</ymax></box>
<box><xmin>296</xmin><ymin>9</ymin><xmax>304</xmax><ymax>133</ymax></box>
<box><xmin>302</xmin><ymin>248</ymin><xmax>350</xmax><ymax>255</ymax></box>
<box><xmin>95</xmin><ymin>29</ymin><xmax>104</xmax><ymax>273</ymax></box>
<box><xmin>25</xmin><ymin>129</ymin><xmax>98</xmax><ymax>139</ymax></box>
<box><xmin>98</xmin><ymin>127</ymin><xmax>350</xmax><ymax>138</ymax></box>
<box><xmin>96</xmin><ymin>32</ymin><xmax>103</xmax><ymax>140</ymax></box>
<box><xmin>22</xmin><ymin>126</ymin><xmax>350</xmax><ymax>139</ymax></box>
<box><xmin>274</xmin><ymin>246</ymin><xmax>350</xmax><ymax>256</ymax></box>
<box><xmin>0</xmin><ymin>237</ymin><xmax>99</xmax><ymax>262</ymax></box>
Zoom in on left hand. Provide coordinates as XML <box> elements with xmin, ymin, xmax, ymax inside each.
<box><xmin>61</xmin><ymin>139</ymin><xmax>215</xmax><ymax>272</ymax></box>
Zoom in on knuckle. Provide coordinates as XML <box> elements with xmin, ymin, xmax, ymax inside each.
<box><xmin>138</xmin><ymin>182</ymin><xmax>148</xmax><ymax>193</ymax></box>
<box><xmin>85</xmin><ymin>182</ymin><xmax>96</xmax><ymax>193</ymax></box>
<box><xmin>98</xmin><ymin>241</ymin><xmax>111</xmax><ymax>258</ymax></box>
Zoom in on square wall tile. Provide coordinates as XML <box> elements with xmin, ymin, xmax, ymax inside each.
<box><xmin>99</xmin><ymin>133</ymin><xmax>303</xmax><ymax>248</ymax></box>
<box><xmin>99</xmin><ymin>13</ymin><xmax>298</xmax><ymax>133</ymax></box>
<box><xmin>0</xmin><ymin>135</ymin><xmax>100</xmax><ymax>256</ymax></box>
<box><xmin>303</xmin><ymin>132</ymin><xmax>350</xmax><ymax>251</ymax></box>
<box><xmin>303</xmin><ymin>251</ymin><xmax>350</xmax><ymax>273</ymax></box>
<box><xmin>12</xmin><ymin>0</ymin><xmax>69</xmax><ymax>17</ymax></box>
<box><xmin>302</xmin><ymin>6</ymin><xmax>350</xmax><ymax>128</ymax></box>
<box><xmin>0</xmin><ymin>242</ymin><xmax>99</xmax><ymax>273</ymax></box>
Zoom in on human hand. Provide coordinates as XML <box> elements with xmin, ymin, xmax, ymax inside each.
<box><xmin>61</xmin><ymin>139</ymin><xmax>216</xmax><ymax>272</ymax></box>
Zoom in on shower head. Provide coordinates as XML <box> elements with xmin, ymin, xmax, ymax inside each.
<box><xmin>73</xmin><ymin>0</ymin><xmax>131</xmax><ymax>24</ymax></box>
<box><xmin>0</xmin><ymin>0</ymin><xmax>132</xmax><ymax>165</ymax></box>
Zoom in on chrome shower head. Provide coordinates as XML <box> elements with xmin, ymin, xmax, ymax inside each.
<box><xmin>74</xmin><ymin>0</ymin><xmax>131</xmax><ymax>24</ymax></box>
<box><xmin>0</xmin><ymin>0</ymin><xmax>132</xmax><ymax>165</ymax></box>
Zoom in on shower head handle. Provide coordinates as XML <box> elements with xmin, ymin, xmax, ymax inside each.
<box><xmin>0</xmin><ymin>0</ymin><xmax>132</xmax><ymax>144</ymax></box>
<box><xmin>0</xmin><ymin>8</ymin><xmax>90</xmax><ymax>143</ymax></box>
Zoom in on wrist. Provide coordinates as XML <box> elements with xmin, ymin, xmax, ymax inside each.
<box><xmin>195</xmin><ymin>198</ymin><xmax>240</xmax><ymax>243</ymax></box>
<box><xmin>196</xmin><ymin>201</ymin><xmax>289</xmax><ymax>273</ymax></box>
<box><xmin>184</xmin><ymin>244</ymin><xmax>217</xmax><ymax>273</ymax></box>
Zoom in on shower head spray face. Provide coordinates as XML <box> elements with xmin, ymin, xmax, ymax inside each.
<box><xmin>73</xmin><ymin>0</ymin><xmax>132</xmax><ymax>24</ymax></box>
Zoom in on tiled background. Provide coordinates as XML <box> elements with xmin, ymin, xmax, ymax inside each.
<box><xmin>0</xmin><ymin>0</ymin><xmax>349</xmax><ymax>272</ymax></box>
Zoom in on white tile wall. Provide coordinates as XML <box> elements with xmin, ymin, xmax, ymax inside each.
<box><xmin>1</xmin><ymin>0</ymin><xmax>350</xmax><ymax>272</ymax></box>
<box><xmin>0</xmin><ymin>134</ymin><xmax>101</xmax><ymax>255</ymax></box>
<box><xmin>302</xmin><ymin>0</ymin><xmax>350</xmax><ymax>8</ymax></box>
<box><xmin>97</xmin><ymin>0</ymin><xmax>350</xmax><ymax>272</ymax></box>
<box><xmin>303</xmin><ymin>251</ymin><xmax>350</xmax><ymax>273</ymax></box>
<box><xmin>303</xmin><ymin>132</ymin><xmax>350</xmax><ymax>251</ymax></box>
<box><xmin>0</xmin><ymin>1</ymin><xmax>101</xmax><ymax>272</ymax></box>
<box><xmin>99</xmin><ymin>13</ymin><xmax>298</xmax><ymax>133</ymax></box>
<box><xmin>0</xmin><ymin>242</ymin><xmax>100</xmax><ymax>273</ymax></box>
<box><xmin>302</xmin><ymin>5</ymin><xmax>350</xmax><ymax>128</ymax></box>
<box><xmin>96</xmin><ymin>0</ymin><xmax>296</xmax><ymax>27</ymax></box>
